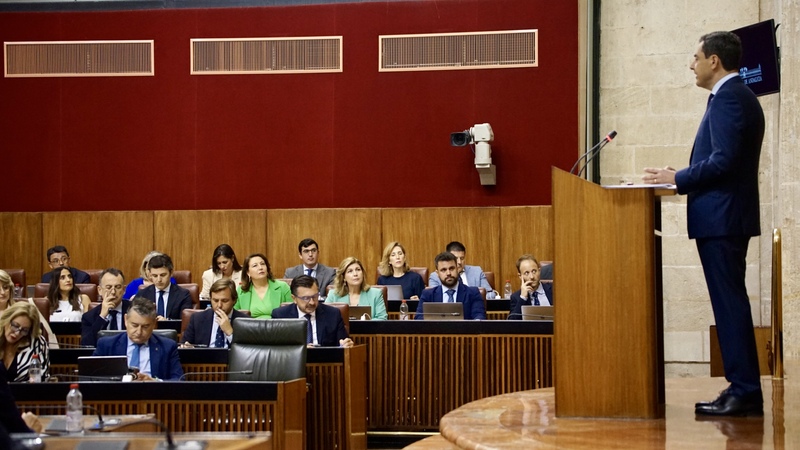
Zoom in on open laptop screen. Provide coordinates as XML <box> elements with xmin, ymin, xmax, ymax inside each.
<box><xmin>422</xmin><ymin>302</ymin><xmax>463</xmax><ymax>320</ymax></box>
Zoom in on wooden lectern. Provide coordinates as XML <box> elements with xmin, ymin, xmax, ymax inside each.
<box><xmin>552</xmin><ymin>167</ymin><xmax>670</xmax><ymax>419</ymax></box>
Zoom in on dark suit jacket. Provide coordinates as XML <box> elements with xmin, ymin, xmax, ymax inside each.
<box><xmin>271</xmin><ymin>303</ymin><xmax>348</xmax><ymax>346</ymax></box>
<box><xmin>138</xmin><ymin>283</ymin><xmax>193</xmax><ymax>320</ymax></box>
<box><xmin>41</xmin><ymin>266</ymin><xmax>91</xmax><ymax>284</ymax></box>
<box><xmin>181</xmin><ymin>309</ymin><xmax>248</xmax><ymax>347</ymax></box>
<box><xmin>283</xmin><ymin>264</ymin><xmax>336</xmax><ymax>292</ymax></box>
<box><xmin>0</xmin><ymin>364</ymin><xmax>30</xmax><ymax>434</ymax></box>
<box><xmin>415</xmin><ymin>284</ymin><xmax>487</xmax><ymax>320</ymax></box>
<box><xmin>80</xmin><ymin>300</ymin><xmax>131</xmax><ymax>346</ymax></box>
<box><xmin>508</xmin><ymin>283</ymin><xmax>554</xmax><ymax>320</ymax></box>
<box><xmin>93</xmin><ymin>332</ymin><xmax>183</xmax><ymax>381</ymax></box>
<box><xmin>674</xmin><ymin>76</ymin><xmax>764</xmax><ymax>239</ymax></box>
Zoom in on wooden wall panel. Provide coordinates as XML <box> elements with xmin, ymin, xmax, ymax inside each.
<box><xmin>499</xmin><ymin>206</ymin><xmax>554</xmax><ymax>291</ymax></box>
<box><xmin>153</xmin><ymin>210</ymin><xmax>267</xmax><ymax>283</ymax></box>
<box><xmin>42</xmin><ymin>212</ymin><xmax>152</xmax><ymax>285</ymax></box>
<box><xmin>267</xmin><ymin>209</ymin><xmax>382</xmax><ymax>284</ymax></box>
<box><xmin>0</xmin><ymin>213</ymin><xmax>42</xmax><ymax>283</ymax></box>
<box><xmin>381</xmin><ymin>208</ymin><xmax>501</xmax><ymax>285</ymax></box>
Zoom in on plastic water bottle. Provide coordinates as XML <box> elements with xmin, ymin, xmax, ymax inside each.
<box><xmin>66</xmin><ymin>383</ymin><xmax>83</xmax><ymax>433</ymax></box>
<box><xmin>503</xmin><ymin>280</ymin><xmax>512</xmax><ymax>299</ymax></box>
<box><xmin>14</xmin><ymin>283</ymin><xmax>23</xmax><ymax>298</ymax></box>
<box><xmin>399</xmin><ymin>300</ymin><xmax>409</xmax><ymax>320</ymax></box>
<box><xmin>29</xmin><ymin>354</ymin><xmax>42</xmax><ymax>383</ymax></box>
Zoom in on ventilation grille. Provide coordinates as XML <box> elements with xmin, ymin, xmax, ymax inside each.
<box><xmin>191</xmin><ymin>37</ymin><xmax>342</xmax><ymax>75</ymax></box>
<box><xmin>379</xmin><ymin>29</ymin><xmax>538</xmax><ymax>72</ymax></box>
<box><xmin>4</xmin><ymin>40</ymin><xmax>154</xmax><ymax>78</ymax></box>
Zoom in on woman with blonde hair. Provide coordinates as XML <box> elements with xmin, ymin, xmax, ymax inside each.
<box><xmin>376</xmin><ymin>242</ymin><xmax>425</xmax><ymax>300</ymax></box>
<box><xmin>0</xmin><ymin>302</ymin><xmax>49</xmax><ymax>382</ymax></box>
<box><xmin>0</xmin><ymin>270</ymin><xmax>59</xmax><ymax>349</ymax></box>
<box><xmin>46</xmin><ymin>267</ymin><xmax>91</xmax><ymax>322</ymax></box>
<box><xmin>325</xmin><ymin>257</ymin><xmax>388</xmax><ymax>320</ymax></box>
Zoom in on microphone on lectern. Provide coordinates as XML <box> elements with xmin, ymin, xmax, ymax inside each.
<box><xmin>570</xmin><ymin>130</ymin><xmax>618</xmax><ymax>177</ymax></box>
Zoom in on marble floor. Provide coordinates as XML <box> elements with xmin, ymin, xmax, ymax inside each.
<box><xmin>409</xmin><ymin>363</ymin><xmax>797</xmax><ymax>449</ymax></box>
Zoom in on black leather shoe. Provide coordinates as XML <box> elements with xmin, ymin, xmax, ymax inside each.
<box><xmin>695</xmin><ymin>387</ymin><xmax>732</xmax><ymax>408</ymax></box>
<box><xmin>695</xmin><ymin>391</ymin><xmax>763</xmax><ymax>417</ymax></box>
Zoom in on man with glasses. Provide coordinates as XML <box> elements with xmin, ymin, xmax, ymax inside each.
<box><xmin>271</xmin><ymin>275</ymin><xmax>353</xmax><ymax>347</ymax></box>
<box><xmin>81</xmin><ymin>268</ymin><xmax>129</xmax><ymax>346</ymax></box>
<box><xmin>93</xmin><ymin>297</ymin><xmax>183</xmax><ymax>381</ymax></box>
<box><xmin>40</xmin><ymin>245</ymin><xmax>91</xmax><ymax>284</ymax></box>
<box><xmin>283</xmin><ymin>238</ymin><xmax>336</xmax><ymax>294</ymax></box>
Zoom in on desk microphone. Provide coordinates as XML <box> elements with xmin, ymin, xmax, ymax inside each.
<box><xmin>505</xmin><ymin>313</ymin><xmax>554</xmax><ymax>320</ymax></box>
<box><xmin>54</xmin><ymin>372</ymin><xmax>128</xmax><ymax>382</ymax></box>
<box><xmin>52</xmin><ymin>342</ymin><xmax>95</xmax><ymax>349</ymax></box>
<box><xmin>570</xmin><ymin>130</ymin><xmax>617</xmax><ymax>177</ymax></box>
<box><xmin>412</xmin><ymin>312</ymin><xmax>462</xmax><ymax>317</ymax></box>
<box><xmin>111</xmin><ymin>417</ymin><xmax>207</xmax><ymax>450</ymax></box>
<box><xmin>178</xmin><ymin>369</ymin><xmax>253</xmax><ymax>381</ymax></box>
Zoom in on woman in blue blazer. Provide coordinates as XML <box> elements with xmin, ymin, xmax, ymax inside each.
<box><xmin>325</xmin><ymin>257</ymin><xmax>388</xmax><ymax>320</ymax></box>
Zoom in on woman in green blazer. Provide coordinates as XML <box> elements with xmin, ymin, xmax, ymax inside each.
<box><xmin>325</xmin><ymin>257</ymin><xmax>388</xmax><ymax>320</ymax></box>
<box><xmin>234</xmin><ymin>253</ymin><xmax>291</xmax><ymax>319</ymax></box>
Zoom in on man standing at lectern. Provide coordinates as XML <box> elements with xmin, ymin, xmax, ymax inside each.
<box><xmin>643</xmin><ymin>31</ymin><xmax>764</xmax><ymax>416</ymax></box>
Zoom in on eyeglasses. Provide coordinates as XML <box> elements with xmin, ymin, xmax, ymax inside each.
<box><xmin>295</xmin><ymin>294</ymin><xmax>319</xmax><ymax>302</ymax></box>
<box><xmin>50</xmin><ymin>257</ymin><xmax>70</xmax><ymax>265</ymax></box>
<box><xmin>301</xmin><ymin>248</ymin><xmax>318</xmax><ymax>255</ymax></box>
<box><xmin>9</xmin><ymin>321</ymin><xmax>30</xmax><ymax>336</ymax></box>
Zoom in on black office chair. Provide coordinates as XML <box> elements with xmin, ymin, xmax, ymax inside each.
<box><xmin>228</xmin><ymin>318</ymin><xmax>307</xmax><ymax>382</ymax></box>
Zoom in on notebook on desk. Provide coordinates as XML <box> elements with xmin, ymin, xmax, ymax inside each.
<box><xmin>521</xmin><ymin>305</ymin><xmax>554</xmax><ymax>321</ymax></box>
<box><xmin>422</xmin><ymin>302</ymin><xmax>463</xmax><ymax>320</ymax></box>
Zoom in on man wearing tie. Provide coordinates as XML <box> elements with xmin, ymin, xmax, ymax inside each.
<box><xmin>271</xmin><ymin>275</ymin><xmax>354</xmax><ymax>347</ymax></box>
<box><xmin>283</xmin><ymin>238</ymin><xmax>337</xmax><ymax>293</ymax></box>
<box><xmin>643</xmin><ymin>31</ymin><xmax>764</xmax><ymax>417</ymax></box>
<box><xmin>93</xmin><ymin>297</ymin><xmax>183</xmax><ymax>381</ymax></box>
<box><xmin>416</xmin><ymin>252</ymin><xmax>487</xmax><ymax>320</ymax></box>
<box><xmin>428</xmin><ymin>241</ymin><xmax>497</xmax><ymax>299</ymax></box>
<box><xmin>81</xmin><ymin>268</ymin><xmax>130</xmax><ymax>346</ymax></box>
<box><xmin>138</xmin><ymin>254</ymin><xmax>193</xmax><ymax>320</ymax></box>
<box><xmin>508</xmin><ymin>254</ymin><xmax>553</xmax><ymax>320</ymax></box>
<box><xmin>181</xmin><ymin>279</ymin><xmax>247</xmax><ymax>348</ymax></box>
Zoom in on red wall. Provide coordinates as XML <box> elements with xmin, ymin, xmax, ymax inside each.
<box><xmin>0</xmin><ymin>1</ymin><xmax>578</xmax><ymax>211</ymax></box>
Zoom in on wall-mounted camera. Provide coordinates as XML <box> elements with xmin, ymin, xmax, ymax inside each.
<box><xmin>450</xmin><ymin>123</ymin><xmax>496</xmax><ymax>186</ymax></box>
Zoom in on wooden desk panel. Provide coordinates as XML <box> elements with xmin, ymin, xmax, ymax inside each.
<box><xmin>12</xmin><ymin>381</ymin><xmax>305</xmax><ymax>450</ymax></box>
<box><xmin>350</xmin><ymin>321</ymin><xmax>553</xmax><ymax>431</ymax></box>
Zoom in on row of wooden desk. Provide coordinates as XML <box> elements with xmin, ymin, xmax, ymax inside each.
<box><xmin>18</xmin><ymin>320</ymin><xmax>553</xmax><ymax>449</ymax></box>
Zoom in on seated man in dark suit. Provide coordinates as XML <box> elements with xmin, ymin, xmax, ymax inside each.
<box><xmin>40</xmin><ymin>245</ymin><xmax>91</xmax><ymax>284</ymax></box>
<box><xmin>508</xmin><ymin>254</ymin><xmax>553</xmax><ymax>320</ymax></box>
<box><xmin>81</xmin><ymin>268</ymin><xmax>130</xmax><ymax>346</ymax></box>
<box><xmin>93</xmin><ymin>297</ymin><xmax>183</xmax><ymax>381</ymax></box>
<box><xmin>416</xmin><ymin>252</ymin><xmax>487</xmax><ymax>320</ymax></box>
<box><xmin>271</xmin><ymin>275</ymin><xmax>354</xmax><ymax>347</ymax></box>
<box><xmin>181</xmin><ymin>278</ymin><xmax>247</xmax><ymax>348</ymax></box>
<box><xmin>283</xmin><ymin>238</ymin><xmax>337</xmax><ymax>293</ymax></box>
<box><xmin>138</xmin><ymin>254</ymin><xmax>193</xmax><ymax>320</ymax></box>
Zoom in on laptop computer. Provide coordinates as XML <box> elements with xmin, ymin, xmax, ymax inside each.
<box><xmin>422</xmin><ymin>302</ymin><xmax>463</xmax><ymax>320</ymax></box>
<box><xmin>77</xmin><ymin>355</ymin><xmax>130</xmax><ymax>380</ymax></box>
<box><xmin>348</xmin><ymin>306</ymin><xmax>373</xmax><ymax>320</ymax></box>
<box><xmin>521</xmin><ymin>305</ymin><xmax>554</xmax><ymax>321</ymax></box>
<box><xmin>384</xmin><ymin>285</ymin><xmax>404</xmax><ymax>301</ymax></box>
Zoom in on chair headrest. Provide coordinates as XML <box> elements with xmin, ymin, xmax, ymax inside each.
<box><xmin>232</xmin><ymin>318</ymin><xmax>307</xmax><ymax>345</ymax></box>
